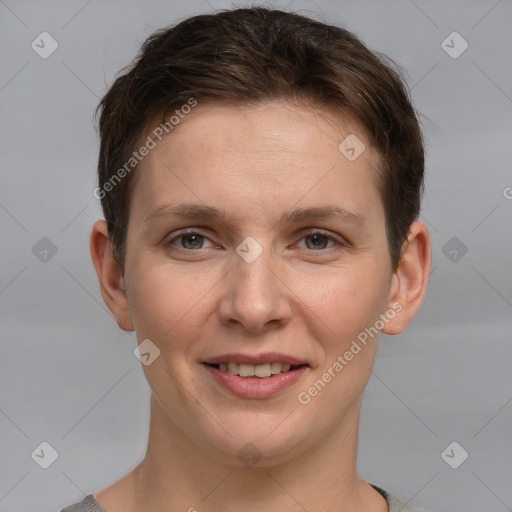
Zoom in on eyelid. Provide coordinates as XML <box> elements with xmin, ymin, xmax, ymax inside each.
<box><xmin>165</xmin><ymin>228</ymin><xmax>349</xmax><ymax>253</ymax></box>
<box><xmin>165</xmin><ymin>227</ymin><xmax>351</xmax><ymax>257</ymax></box>
<box><xmin>166</xmin><ymin>228</ymin><xmax>217</xmax><ymax>249</ymax></box>
<box><xmin>296</xmin><ymin>227</ymin><xmax>345</xmax><ymax>242</ymax></box>
<box><xmin>294</xmin><ymin>228</ymin><xmax>347</xmax><ymax>252</ymax></box>
<box><xmin>165</xmin><ymin>227</ymin><xmax>347</xmax><ymax>252</ymax></box>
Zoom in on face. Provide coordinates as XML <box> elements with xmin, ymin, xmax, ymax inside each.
<box><xmin>121</xmin><ymin>101</ymin><xmax>400</xmax><ymax>465</ymax></box>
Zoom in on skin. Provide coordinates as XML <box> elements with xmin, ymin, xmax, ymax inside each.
<box><xmin>90</xmin><ymin>100</ymin><xmax>431</xmax><ymax>512</ymax></box>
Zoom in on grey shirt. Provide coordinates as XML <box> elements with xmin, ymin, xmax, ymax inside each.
<box><xmin>60</xmin><ymin>483</ymin><xmax>431</xmax><ymax>511</ymax></box>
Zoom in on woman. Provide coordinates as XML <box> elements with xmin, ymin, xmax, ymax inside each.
<box><xmin>63</xmin><ymin>6</ymin><xmax>432</xmax><ymax>511</ymax></box>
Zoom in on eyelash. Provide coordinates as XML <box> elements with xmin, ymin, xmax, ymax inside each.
<box><xmin>165</xmin><ymin>228</ymin><xmax>345</xmax><ymax>255</ymax></box>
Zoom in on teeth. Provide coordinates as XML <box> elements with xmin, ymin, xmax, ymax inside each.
<box><xmin>239</xmin><ymin>364</ymin><xmax>255</xmax><ymax>377</ymax></box>
<box><xmin>270</xmin><ymin>362</ymin><xmax>282</xmax><ymax>374</ymax></box>
<box><xmin>254</xmin><ymin>363</ymin><xmax>271</xmax><ymax>378</ymax></box>
<box><xmin>215</xmin><ymin>362</ymin><xmax>297</xmax><ymax>378</ymax></box>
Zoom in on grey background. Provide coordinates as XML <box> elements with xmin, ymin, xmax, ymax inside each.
<box><xmin>1</xmin><ymin>1</ymin><xmax>511</xmax><ymax>511</ymax></box>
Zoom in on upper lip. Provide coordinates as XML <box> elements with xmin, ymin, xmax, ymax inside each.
<box><xmin>203</xmin><ymin>352</ymin><xmax>308</xmax><ymax>366</ymax></box>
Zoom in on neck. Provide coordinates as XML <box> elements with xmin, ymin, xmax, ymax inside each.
<box><xmin>115</xmin><ymin>395</ymin><xmax>387</xmax><ymax>512</ymax></box>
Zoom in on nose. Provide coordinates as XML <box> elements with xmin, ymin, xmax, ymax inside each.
<box><xmin>217</xmin><ymin>242</ymin><xmax>293</xmax><ymax>333</ymax></box>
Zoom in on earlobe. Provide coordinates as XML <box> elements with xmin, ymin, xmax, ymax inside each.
<box><xmin>90</xmin><ymin>220</ymin><xmax>135</xmax><ymax>331</ymax></box>
<box><xmin>382</xmin><ymin>221</ymin><xmax>431</xmax><ymax>335</ymax></box>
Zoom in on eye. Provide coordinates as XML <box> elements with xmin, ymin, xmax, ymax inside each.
<box><xmin>166</xmin><ymin>230</ymin><xmax>216</xmax><ymax>251</ymax></box>
<box><xmin>165</xmin><ymin>228</ymin><xmax>344</xmax><ymax>254</ymax></box>
<box><xmin>297</xmin><ymin>231</ymin><xmax>339</xmax><ymax>251</ymax></box>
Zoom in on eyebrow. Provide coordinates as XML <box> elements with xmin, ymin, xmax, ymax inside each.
<box><xmin>144</xmin><ymin>202</ymin><xmax>366</xmax><ymax>228</ymax></box>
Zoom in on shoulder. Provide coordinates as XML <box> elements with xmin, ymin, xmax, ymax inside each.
<box><xmin>60</xmin><ymin>495</ymin><xmax>106</xmax><ymax>512</ymax></box>
<box><xmin>62</xmin><ymin>486</ymin><xmax>433</xmax><ymax>512</ymax></box>
<box><xmin>371</xmin><ymin>483</ymin><xmax>433</xmax><ymax>512</ymax></box>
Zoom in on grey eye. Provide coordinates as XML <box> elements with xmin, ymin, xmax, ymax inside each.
<box><xmin>304</xmin><ymin>233</ymin><xmax>330</xmax><ymax>250</ymax></box>
<box><xmin>180</xmin><ymin>233</ymin><xmax>205</xmax><ymax>250</ymax></box>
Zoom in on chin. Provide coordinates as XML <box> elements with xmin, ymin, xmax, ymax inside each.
<box><xmin>194</xmin><ymin>413</ymin><xmax>312</xmax><ymax>468</ymax></box>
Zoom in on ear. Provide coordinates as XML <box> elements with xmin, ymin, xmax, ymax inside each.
<box><xmin>90</xmin><ymin>220</ymin><xmax>134</xmax><ymax>331</ymax></box>
<box><xmin>382</xmin><ymin>221</ymin><xmax>431</xmax><ymax>335</ymax></box>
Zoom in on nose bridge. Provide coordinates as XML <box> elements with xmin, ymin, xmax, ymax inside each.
<box><xmin>219</xmin><ymin>235</ymin><xmax>289</xmax><ymax>330</ymax></box>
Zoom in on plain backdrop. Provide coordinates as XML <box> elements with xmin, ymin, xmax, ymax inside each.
<box><xmin>1</xmin><ymin>1</ymin><xmax>511</xmax><ymax>511</ymax></box>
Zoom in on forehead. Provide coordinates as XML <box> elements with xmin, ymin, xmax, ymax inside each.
<box><xmin>153</xmin><ymin>101</ymin><xmax>371</xmax><ymax>168</ymax></box>
<box><xmin>129</xmin><ymin>101</ymin><xmax>384</xmax><ymax>230</ymax></box>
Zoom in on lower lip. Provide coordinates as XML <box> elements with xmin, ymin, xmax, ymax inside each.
<box><xmin>203</xmin><ymin>364</ymin><xmax>309</xmax><ymax>399</ymax></box>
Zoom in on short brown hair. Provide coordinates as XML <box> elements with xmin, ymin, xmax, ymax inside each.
<box><xmin>95</xmin><ymin>6</ymin><xmax>424</xmax><ymax>275</ymax></box>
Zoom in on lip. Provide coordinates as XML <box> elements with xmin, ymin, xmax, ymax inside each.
<box><xmin>203</xmin><ymin>352</ymin><xmax>307</xmax><ymax>366</ymax></box>
<box><xmin>203</xmin><ymin>363</ymin><xmax>309</xmax><ymax>399</ymax></box>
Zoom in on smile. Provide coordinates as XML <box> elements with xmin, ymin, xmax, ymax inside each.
<box><xmin>202</xmin><ymin>353</ymin><xmax>310</xmax><ymax>399</ymax></box>
<box><xmin>207</xmin><ymin>362</ymin><xmax>302</xmax><ymax>378</ymax></box>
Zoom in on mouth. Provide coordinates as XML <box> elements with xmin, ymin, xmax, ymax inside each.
<box><xmin>204</xmin><ymin>361</ymin><xmax>307</xmax><ymax>378</ymax></box>
<box><xmin>202</xmin><ymin>353</ymin><xmax>310</xmax><ymax>399</ymax></box>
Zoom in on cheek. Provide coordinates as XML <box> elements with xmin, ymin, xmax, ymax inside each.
<box><xmin>328</xmin><ymin>274</ymin><xmax>392</xmax><ymax>372</ymax></box>
<box><xmin>128</xmin><ymin>262</ymin><xmax>215</xmax><ymax>348</ymax></box>
<box><xmin>292</xmin><ymin>263</ymin><xmax>391</xmax><ymax>343</ymax></box>
<box><xmin>127</xmin><ymin>265</ymin><xmax>209</xmax><ymax>396</ymax></box>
